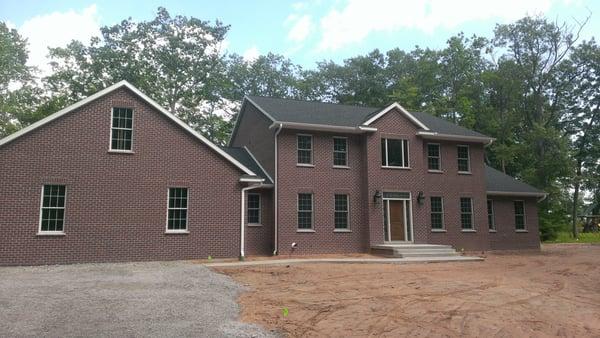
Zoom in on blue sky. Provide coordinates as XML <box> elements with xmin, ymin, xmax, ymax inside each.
<box><xmin>1</xmin><ymin>0</ymin><xmax>598</xmax><ymax>73</ymax></box>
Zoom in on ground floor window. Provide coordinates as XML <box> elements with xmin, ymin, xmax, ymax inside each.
<box><xmin>40</xmin><ymin>185</ymin><xmax>66</xmax><ymax>233</ymax></box>
<box><xmin>430</xmin><ymin>196</ymin><xmax>444</xmax><ymax>229</ymax></box>
<box><xmin>514</xmin><ymin>200</ymin><xmax>526</xmax><ymax>230</ymax></box>
<box><xmin>487</xmin><ymin>200</ymin><xmax>496</xmax><ymax>230</ymax></box>
<box><xmin>334</xmin><ymin>194</ymin><xmax>349</xmax><ymax>229</ymax></box>
<box><xmin>247</xmin><ymin>193</ymin><xmax>261</xmax><ymax>224</ymax></box>
<box><xmin>298</xmin><ymin>193</ymin><xmax>313</xmax><ymax>229</ymax></box>
<box><xmin>167</xmin><ymin>188</ymin><xmax>188</xmax><ymax>231</ymax></box>
<box><xmin>460</xmin><ymin>197</ymin><xmax>474</xmax><ymax>230</ymax></box>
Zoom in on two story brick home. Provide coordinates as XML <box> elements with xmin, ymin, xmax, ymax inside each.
<box><xmin>0</xmin><ymin>81</ymin><xmax>545</xmax><ymax>265</ymax></box>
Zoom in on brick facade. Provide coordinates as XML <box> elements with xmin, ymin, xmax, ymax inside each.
<box><xmin>488</xmin><ymin>196</ymin><xmax>540</xmax><ymax>250</ymax></box>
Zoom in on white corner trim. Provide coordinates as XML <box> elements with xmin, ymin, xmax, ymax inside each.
<box><xmin>363</xmin><ymin>102</ymin><xmax>429</xmax><ymax>130</ymax></box>
<box><xmin>0</xmin><ymin>81</ymin><xmax>257</xmax><ymax>177</ymax></box>
<box><xmin>243</xmin><ymin>146</ymin><xmax>274</xmax><ymax>183</ymax></box>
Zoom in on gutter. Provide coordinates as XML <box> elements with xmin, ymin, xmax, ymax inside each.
<box><xmin>269</xmin><ymin>121</ymin><xmax>377</xmax><ymax>133</ymax></box>
<box><xmin>417</xmin><ymin>131</ymin><xmax>495</xmax><ymax>144</ymax></box>
<box><xmin>273</xmin><ymin>123</ymin><xmax>283</xmax><ymax>255</ymax></box>
<box><xmin>486</xmin><ymin>190</ymin><xmax>548</xmax><ymax>202</ymax></box>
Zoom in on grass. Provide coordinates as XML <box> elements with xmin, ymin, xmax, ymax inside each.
<box><xmin>545</xmin><ymin>231</ymin><xmax>600</xmax><ymax>243</ymax></box>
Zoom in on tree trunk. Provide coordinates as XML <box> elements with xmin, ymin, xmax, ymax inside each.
<box><xmin>571</xmin><ymin>161</ymin><xmax>582</xmax><ymax>239</ymax></box>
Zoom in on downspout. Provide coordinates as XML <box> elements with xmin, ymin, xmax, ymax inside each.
<box><xmin>537</xmin><ymin>193</ymin><xmax>548</xmax><ymax>203</ymax></box>
<box><xmin>273</xmin><ymin>123</ymin><xmax>283</xmax><ymax>255</ymax></box>
<box><xmin>241</xmin><ymin>183</ymin><xmax>262</xmax><ymax>260</ymax></box>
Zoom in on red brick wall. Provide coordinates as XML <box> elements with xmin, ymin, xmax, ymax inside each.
<box><xmin>0</xmin><ymin>87</ymin><xmax>250</xmax><ymax>265</ymax></box>
<box><xmin>276</xmin><ymin>130</ymin><xmax>369</xmax><ymax>255</ymax></box>
<box><xmin>488</xmin><ymin>196</ymin><xmax>540</xmax><ymax>250</ymax></box>
<box><xmin>244</xmin><ymin>188</ymin><xmax>274</xmax><ymax>256</ymax></box>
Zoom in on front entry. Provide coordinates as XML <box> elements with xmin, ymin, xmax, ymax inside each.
<box><xmin>383</xmin><ymin>192</ymin><xmax>413</xmax><ymax>242</ymax></box>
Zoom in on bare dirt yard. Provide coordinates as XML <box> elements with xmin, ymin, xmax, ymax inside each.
<box><xmin>216</xmin><ymin>244</ymin><xmax>600</xmax><ymax>337</ymax></box>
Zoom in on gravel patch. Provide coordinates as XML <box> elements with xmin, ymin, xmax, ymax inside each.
<box><xmin>0</xmin><ymin>261</ymin><xmax>277</xmax><ymax>337</ymax></box>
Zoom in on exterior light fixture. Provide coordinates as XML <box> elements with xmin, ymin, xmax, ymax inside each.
<box><xmin>417</xmin><ymin>191</ymin><xmax>425</xmax><ymax>205</ymax></box>
<box><xmin>373</xmin><ymin>190</ymin><xmax>382</xmax><ymax>204</ymax></box>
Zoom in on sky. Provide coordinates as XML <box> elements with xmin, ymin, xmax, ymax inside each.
<box><xmin>1</xmin><ymin>0</ymin><xmax>599</xmax><ymax>74</ymax></box>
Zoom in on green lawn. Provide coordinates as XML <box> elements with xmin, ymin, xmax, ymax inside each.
<box><xmin>545</xmin><ymin>232</ymin><xmax>600</xmax><ymax>243</ymax></box>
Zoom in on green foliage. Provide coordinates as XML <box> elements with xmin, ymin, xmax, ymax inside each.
<box><xmin>545</xmin><ymin>232</ymin><xmax>600</xmax><ymax>243</ymax></box>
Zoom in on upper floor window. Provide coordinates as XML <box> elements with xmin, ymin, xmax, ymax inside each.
<box><xmin>39</xmin><ymin>185</ymin><xmax>66</xmax><ymax>233</ymax></box>
<box><xmin>297</xmin><ymin>134</ymin><xmax>313</xmax><ymax>165</ymax></box>
<box><xmin>427</xmin><ymin>143</ymin><xmax>441</xmax><ymax>171</ymax></box>
<box><xmin>298</xmin><ymin>193</ymin><xmax>313</xmax><ymax>229</ymax></box>
<box><xmin>430</xmin><ymin>196</ymin><xmax>444</xmax><ymax>230</ymax></box>
<box><xmin>334</xmin><ymin>194</ymin><xmax>349</xmax><ymax>229</ymax></box>
<box><xmin>111</xmin><ymin>107</ymin><xmax>133</xmax><ymax>151</ymax></box>
<box><xmin>487</xmin><ymin>200</ymin><xmax>496</xmax><ymax>231</ymax></box>
<box><xmin>167</xmin><ymin>188</ymin><xmax>188</xmax><ymax>232</ymax></box>
<box><xmin>457</xmin><ymin>145</ymin><xmax>470</xmax><ymax>172</ymax></box>
<box><xmin>381</xmin><ymin>138</ymin><xmax>409</xmax><ymax>168</ymax></box>
<box><xmin>333</xmin><ymin>137</ymin><xmax>348</xmax><ymax>167</ymax></box>
<box><xmin>460</xmin><ymin>197</ymin><xmax>474</xmax><ymax>230</ymax></box>
<box><xmin>247</xmin><ymin>193</ymin><xmax>261</xmax><ymax>224</ymax></box>
<box><xmin>514</xmin><ymin>200</ymin><xmax>526</xmax><ymax>230</ymax></box>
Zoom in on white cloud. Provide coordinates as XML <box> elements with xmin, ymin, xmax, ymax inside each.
<box><xmin>318</xmin><ymin>0</ymin><xmax>556</xmax><ymax>51</ymax></box>
<box><xmin>243</xmin><ymin>46</ymin><xmax>260</xmax><ymax>62</ymax></box>
<box><xmin>5</xmin><ymin>20</ymin><xmax>16</xmax><ymax>29</ymax></box>
<box><xmin>287</xmin><ymin>14</ymin><xmax>313</xmax><ymax>42</ymax></box>
<box><xmin>19</xmin><ymin>4</ymin><xmax>101</xmax><ymax>74</ymax></box>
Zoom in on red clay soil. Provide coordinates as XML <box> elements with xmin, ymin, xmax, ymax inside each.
<box><xmin>216</xmin><ymin>244</ymin><xmax>600</xmax><ymax>337</ymax></box>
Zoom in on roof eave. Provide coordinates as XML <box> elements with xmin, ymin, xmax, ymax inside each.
<box><xmin>417</xmin><ymin>131</ymin><xmax>495</xmax><ymax>144</ymax></box>
<box><xmin>269</xmin><ymin>121</ymin><xmax>377</xmax><ymax>133</ymax></box>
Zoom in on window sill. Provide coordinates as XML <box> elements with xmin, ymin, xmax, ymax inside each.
<box><xmin>247</xmin><ymin>223</ymin><xmax>262</xmax><ymax>227</ymax></box>
<box><xmin>333</xmin><ymin>165</ymin><xmax>350</xmax><ymax>169</ymax></box>
<box><xmin>431</xmin><ymin>229</ymin><xmax>447</xmax><ymax>233</ymax></box>
<box><xmin>297</xmin><ymin>229</ymin><xmax>315</xmax><ymax>233</ymax></box>
<box><xmin>165</xmin><ymin>230</ymin><xmax>189</xmax><ymax>235</ymax></box>
<box><xmin>458</xmin><ymin>171</ymin><xmax>472</xmax><ymax>175</ymax></box>
<box><xmin>461</xmin><ymin>229</ymin><xmax>477</xmax><ymax>233</ymax></box>
<box><xmin>515</xmin><ymin>229</ymin><xmax>528</xmax><ymax>233</ymax></box>
<box><xmin>37</xmin><ymin>231</ymin><xmax>65</xmax><ymax>236</ymax></box>
<box><xmin>333</xmin><ymin>229</ymin><xmax>352</xmax><ymax>233</ymax></box>
<box><xmin>108</xmin><ymin>150</ymin><xmax>134</xmax><ymax>154</ymax></box>
<box><xmin>381</xmin><ymin>166</ymin><xmax>411</xmax><ymax>170</ymax></box>
<box><xmin>297</xmin><ymin>163</ymin><xmax>315</xmax><ymax>168</ymax></box>
<box><xmin>428</xmin><ymin>170</ymin><xmax>444</xmax><ymax>174</ymax></box>
<box><xmin>489</xmin><ymin>229</ymin><xmax>497</xmax><ymax>233</ymax></box>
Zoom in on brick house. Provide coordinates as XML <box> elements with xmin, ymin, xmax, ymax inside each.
<box><xmin>0</xmin><ymin>81</ymin><xmax>545</xmax><ymax>265</ymax></box>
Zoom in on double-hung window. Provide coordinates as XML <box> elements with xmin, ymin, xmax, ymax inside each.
<box><xmin>457</xmin><ymin>145</ymin><xmax>470</xmax><ymax>172</ymax></box>
<box><xmin>487</xmin><ymin>200</ymin><xmax>496</xmax><ymax>231</ymax></box>
<box><xmin>297</xmin><ymin>135</ymin><xmax>313</xmax><ymax>165</ymax></box>
<box><xmin>334</xmin><ymin>194</ymin><xmax>349</xmax><ymax>229</ymax></box>
<box><xmin>430</xmin><ymin>196</ymin><xmax>444</xmax><ymax>230</ymax></box>
<box><xmin>333</xmin><ymin>137</ymin><xmax>348</xmax><ymax>167</ymax></box>
<box><xmin>247</xmin><ymin>193</ymin><xmax>261</xmax><ymax>224</ymax></box>
<box><xmin>460</xmin><ymin>197</ymin><xmax>474</xmax><ymax>230</ymax></box>
<box><xmin>297</xmin><ymin>193</ymin><xmax>313</xmax><ymax>229</ymax></box>
<box><xmin>39</xmin><ymin>185</ymin><xmax>66</xmax><ymax>233</ymax></box>
<box><xmin>427</xmin><ymin>143</ymin><xmax>441</xmax><ymax>171</ymax></box>
<box><xmin>381</xmin><ymin>138</ymin><xmax>409</xmax><ymax>168</ymax></box>
<box><xmin>110</xmin><ymin>107</ymin><xmax>133</xmax><ymax>151</ymax></box>
<box><xmin>167</xmin><ymin>188</ymin><xmax>188</xmax><ymax>232</ymax></box>
<box><xmin>514</xmin><ymin>201</ymin><xmax>526</xmax><ymax>230</ymax></box>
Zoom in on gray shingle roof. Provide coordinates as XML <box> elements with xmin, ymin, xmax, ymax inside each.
<box><xmin>485</xmin><ymin>165</ymin><xmax>544</xmax><ymax>195</ymax></box>
<box><xmin>246</xmin><ymin>95</ymin><xmax>490</xmax><ymax>139</ymax></box>
<box><xmin>221</xmin><ymin>147</ymin><xmax>273</xmax><ymax>185</ymax></box>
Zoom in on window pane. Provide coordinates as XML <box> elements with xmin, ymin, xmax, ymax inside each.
<box><xmin>427</xmin><ymin>144</ymin><xmax>440</xmax><ymax>170</ymax></box>
<box><xmin>487</xmin><ymin>200</ymin><xmax>495</xmax><ymax>229</ymax></box>
<box><xmin>381</xmin><ymin>139</ymin><xmax>386</xmax><ymax>166</ymax></box>
<box><xmin>298</xmin><ymin>193</ymin><xmax>312</xmax><ymax>211</ymax></box>
<box><xmin>461</xmin><ymin>214</ymin><xmax>473</xmax><ymax>229</ymax></box>
<box><xmin>460</xmin><ymin>197</ymin><xmax>473</xmax><ymax>229</ymax></box>
<box><xmin>457</xmin><ymin>146</ymin><xmax>470</xmax><ymax>171</ymax></box>
<box><xmin>430</xmin><ymin>197</ymin><xmax>442</xmax><ymax>212</ymax></box>
<box><xmin>298</xmin><ymin>193</ymin><xmax>313</xmax><ymax>229</ymax></box>
<box><xmin>431</xmin><ymin>213</ymin><xmax>443</xmax><ymax>229</ymax></box>
<box><xmin>333</xmin><ymin>138</ymin><xmax>347</xmax><ymax>166</ymax></box>
<box><xmin>403</xmin><ymin>140</ymin><xmax>409</xmax><ymax>167</ymax></box>
<box><xmin>167</xmin><ymin>188</ymin><xmax>188</xmax><ymax>230</ymax></box>
<box><xmin>298</xmin><ymin>149</ymin><xmax>312</xmax><ymax>164</ymax></box>
<box><xmin>40</xmin><ymin>185</ymin><xmax>66</xmax><ymax>232</ymax></box>
<box><xmin>333</xmin><ymin>138</ymin><xmax>346</xmax><ymax>152</ymax></box>
<box><xmin>386</xmin><ymin>139</ymin><xmax>404</xmax><ymax>167</ymax></box>
<box><xmin>514</xmin><ymin>201</ymin><xmax>525</xmax><ymax>229</ymax></box>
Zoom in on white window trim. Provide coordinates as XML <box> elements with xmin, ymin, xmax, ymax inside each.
<box><xmin>165</xmin><ymin>187</ymin><xmax>189</xmax><ymax>234</ymax></box>
<box><xmin>332</xmin><ymin>136</ymin><xmax>349</xmax><ymax>168</ymax></box>
<box><xmin>381</xmin><ymin>138</ymin><xmax>410</xmax><ymax>169</ymax></box>
<box><xmin>334</xmin><ymin>194</ymin><xmax>350</xmax><ymax>230</ymax></box>
<box><xmin>430</xmin><ymin>196</ymin><xmax>445</xmax><ymax>230</ymax></box>
<box><xmin>297</xmin><ymin>134</ymin><xmax>313</xmax><ymax>165</ymax></box>
<box><xmin>457</xmin><ymin>144</ymin><xmax>471</xmax><ymax>173</ymax></box>
<box><xmin>460</xmin><ymin>197</ymin><xmax>475</xmax><ymax>230</ymax></box>
<box><xmin>109</xmin><ymin>107</ymin><xmax>134</xmax><ymax>153</ymax></box>
<box><xmin>297</xmin><ymin>193</ymin><xmax>314</xmax><ymax>231</ymax></box>
<box><xmin>427</xmin><ymin>143</ymin><xmax>442</xmax><ymax>171</ymax></box>
<box><xmin>37</xmin><ymin>185</ymin><xmax>67</xmax><ymax>236</ymax></box>
<box><xmin>487</xmin><ymin>199</ymin><xmax>496</xmax><ymax>231</ymax></box>
<box><xmin>247</xmin><ymin>192</ymin><xmax>261</xmax><ymax>226</ymax></box>
<box><xmin>514</xmin><ymin>200</ymin><xmax>527</xmax><ymax>232</ymax></box>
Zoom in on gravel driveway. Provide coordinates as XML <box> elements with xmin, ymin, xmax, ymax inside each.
<box><xmin>0</xmin><ymin>261</ymin><xmax>277</xmax><ymax>337</ymax></box>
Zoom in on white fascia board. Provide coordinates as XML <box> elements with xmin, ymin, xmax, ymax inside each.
<box><xmin>239</xmin><ymin>177</ymin><xmax>265</xmax><ymax>183</ymax></box>
<box><xmin>0</xmin><ymin>80</ymin><xmax>257</xmax><ymax>176</ymax></box>
<box><xmin>268</xmin><ymin>121</ymin><xmax>377</xmax><ymax>133</ymax></box>
<box><xmin>363</xmin><ymin>102</ymin><xmax>430</xmax><ymax>130</ymax></box>
<box><xmin>416</xmin><ymin>131</ymin><xmax>495</xmax><ymax>144</ymax></box>
<box><xmin>486</xmin><ymin>191</ymin><xmax>546</xmax><ymax>197</ymax></box>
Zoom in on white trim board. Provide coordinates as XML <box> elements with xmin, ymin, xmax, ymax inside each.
<box><xmin>0</xmin><ymin>80</ymin><xmax>257</xmax><ymax>176</ymax></box>
<box><xmin>363</xmin><ymin>102</ymin><xmax>430</xmax><ymax>130</ymax></box>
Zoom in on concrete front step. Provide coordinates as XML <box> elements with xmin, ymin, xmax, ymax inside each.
<box><xmin>371</xmin><ymin>243</ymin><xmax>460</xmax><ymax>258</ymax></box>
